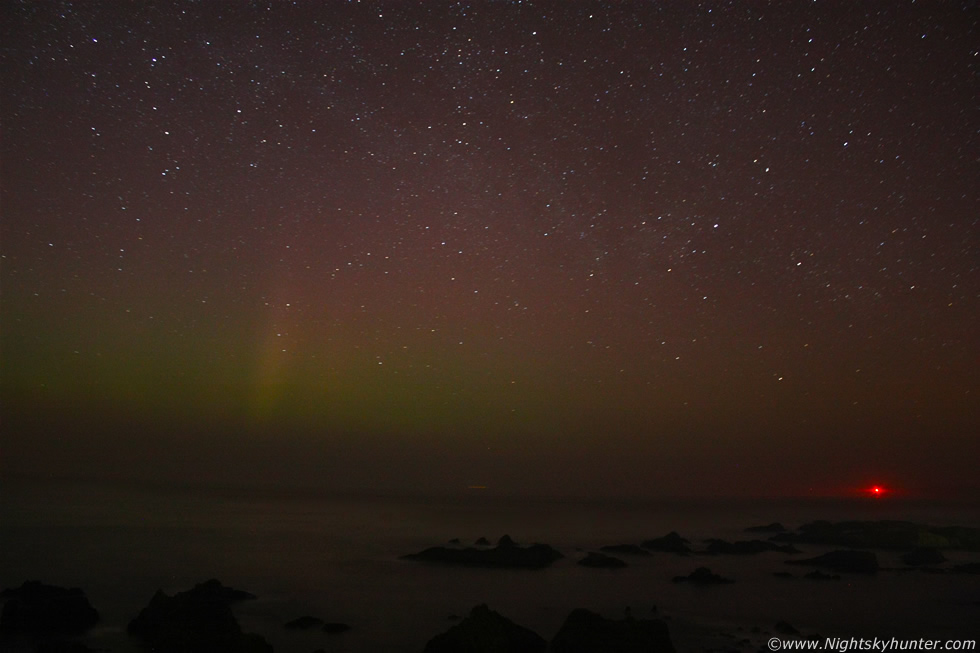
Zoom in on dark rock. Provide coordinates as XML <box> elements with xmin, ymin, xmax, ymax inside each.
<box><xmin>901</xmin><ymin>548</ymin><xmax>946</xmax><ymax>566</ymax></box>
<box><xmin>448</xmin><ymin>538</ymin><xmax>462</xmax><ymax>545</ymax></box>
<box><xmin>775</xmin><ymin>621</ymin><xmax>799</xmax><ymax>635</ymax></box>
<box><xmin>0</xmin><ymin>581</ymin><xmax>99</xmax><ymax>636</ymax></box>
<box><xmin>403</xmin><ymin>537</ymin><xmax>563</xmax><ymax>569</ymax></box>
<box><xmin>671</xmin><ymin>567</ymin><xmax>734</xmax><ymax>585</ymax></box>
<box><xmin>323</xmin><ymin>622</ymin><xmax>351</xmax><ymax>634</ymax></box>
<box><xmin>786</xmin><ymin>550</ymin><xmax>878</xmax><ymax>574</ymax></box>
<box><xmin>804</xmin><ymin>571</ymin><xmax>840</xmax><ymax>580</ymax></box>
<box><xmin>704</xmin><ymin>539</ymin><xmax>799</xmax><ymax>555</ymax></box>
<box><xmin>475</xmin><ymin>537</ymin><xmax>491</xmax><ymax>546</ymax></box>
<box><xmin>127</xmin><ymin>579</ymin><xmax>271</xmax><ymax>653</ymax></box>
<box><xmin>746</xmin><ymin>523</ymin><xmax>786</xmax><ymax>533</ymax></box>
<box><xmin>772</xmin><ymin>521</ymin><xmax>980</xmax><ymax>551</ymax></box>
<box><xmin>284</xmin><ymin>615</ymin><xmax>323</xmax><ymax>629</ymax></box>
<box><xmin>951</xmin><ymin>562</ymin><xmax>980</xmax><ymax>574</ymax></box>
<box><xmin>772</xmin><ymin>572</ymin><xmax>794</xmax><ymax>579</ymax></box>
<box><xmin>600</xmin><ymin>544</ymin><xmax>651</xmax><ymax>556</ymax></box>
<box><xmin>641</xmin><ymin>532</ymin><xmax>692</xmax><ymax>555</ymax></box>
<box><xmin>422</xmin><ymin>604</ymin><xmax>546</xmax><ymax>653</ymax></box>
<box><xmin>550</xmin><ymin>608</ymin><xmax>675</xmax><ymax>653</ymax></box>
<box><xmin>186</xmin><ymin>578</ymin><xmax>256</xmax><ymax>603</ymax></box>
<box><xmin>577</xmin><ymin>552</ymin><xmax>628</xmax><ymax>568</ymax></box>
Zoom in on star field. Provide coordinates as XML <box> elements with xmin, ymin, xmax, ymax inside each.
<box><xmin>2</xmin><ymin>1</ymin><xmax>977</xmax><ymax>496</ymax></box>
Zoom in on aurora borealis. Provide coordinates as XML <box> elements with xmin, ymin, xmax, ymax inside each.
<box><xmin>2</xmin><ymin>1</ymin><xmax>977</xmax><ymax>497</ymax></box>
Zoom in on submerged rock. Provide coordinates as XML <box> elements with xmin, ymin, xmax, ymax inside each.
<box><xmin>403</xmin><ymin>536</ymin><xmax>563</xmax><ymax>569</ymax></box>
<box><xmin>641</xmin><ymin>532</ymin><xmax>692</xmax><ymax>555</ymax></box>
<box><xmin>704</xmin><ymin>539</ymin><xmax>799</xmax><ymax>555</ymax></box>
<box><xmin>127</xmin><ymin>579</ymin><xmax>271</xmax><ymax>653</ymax></box>
<box><xmin>577</xmin><ymin>552</ymin><xmax>628</xmax><ymax>568</ymax></box>
<box><xmin>0</xmin><ymin>581</ymin><xmax>99</xmax><ymax>636</ymax></box>
<box><xmin>550</xmin><ymin>608</ymin><xmax>675</xmax><ymax>653</ymax></box>
<box><xmin>422</xmin><ymin>604</ymin><xmax>546</xmax><ymax>653</ymax></box>
<box><xmin>786</xmin><ymin>550</ymin><xmax>878</xmax><ymax>574</ymax></box>
<box><xmin>901</xmin><ymin>548</ymin><xmax>946</xmax><ymax>566</ymax></box>
<box><xmin>671</xmin><ymin>567</ymin><xmax>734</xmax><ymax>585</ymax></box>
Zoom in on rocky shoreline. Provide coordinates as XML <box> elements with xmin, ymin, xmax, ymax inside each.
<box><xmin>2</xmin><ymin>520</ymin><xmax>977</xmax><ymax>652</ymax></box>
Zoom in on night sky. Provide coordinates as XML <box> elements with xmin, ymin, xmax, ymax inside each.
<box><xmin>2</xmin><ymin>1</ymin><xmax>977</xmax><ymax>498</ymax></box>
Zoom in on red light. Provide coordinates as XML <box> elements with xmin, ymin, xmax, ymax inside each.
<box><xmin>869</xmin><ymin>485</ymin><xmax>886</xmax><ymax>497</ymax></box>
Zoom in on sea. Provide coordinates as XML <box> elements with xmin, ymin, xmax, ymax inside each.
<box><xmin>1</xmin><ymin>479</ymin><xmax>978</xmax><ymax>652</ymax></box>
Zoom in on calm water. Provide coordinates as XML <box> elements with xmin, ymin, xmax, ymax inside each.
<box><xmin>1</xmin><ymin>479</ymin><xmax>978</xmax><ymax>652</ymax></box>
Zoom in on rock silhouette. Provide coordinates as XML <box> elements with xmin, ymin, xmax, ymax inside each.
<box><xmin>599</xmin><ymin>544</ymin><xmax>651</xmax><ymax>556</ymax></box>
<box><xmin>772</xmin><ymin>521</ymin><xmax>980</xmax><ymax>550</ymax></box>
<box><xmin>786</xmin><ymin>550</ymin><xmax>878</xmax><ymax>574</ymax></box>
<box><xmin>550</xmin><ymin>608</ymin><xmax>675</xmax><ymax>653</ymax></box>
<box><xmin>577</xmin><ymin>552</ymin><xmax>628</xmax><ymax>568</ymax></box>
<box><xmin>641</xmin><ymin>532</ymin><xmax>692</xmax><ymax>555</ymax></box>
<box><xmin>127</xmin><ymin>579</ymin><xmax>271</xmax><ymax>653</ymax></box>
<box><xmin>422</xmin><ymin>604</ymin><xmax>546</xmax><ymax>653</ymax></box>
<box><xmin>703</xmin><ymin>539</ymin><xmax>799</xmax><ymax>555</ymax></box>
<box><xmin>746</xmin><ymin>523</ymin><xmax>787</xmax><ymax>533</ymax></box>
<box><xmin>672</xmin><ymin>567</ymin><xmax>734</xmax><ymax>585</ymax></box>
<box><xmin>901</xmin><ymin>548</ymin><xmax>946</xmax><ymax>566</ymax></box>
<box><xmin>0</xmin><ymin>581</ymin><xmax>99</xmax><ymax>636</ymax></box>
<box><xmin>404</xmin><ymin>535</ymin><xmax>563</xmax><ymax>569</ymax></box>
<box><xmin>284</xmin><ymin>615</ymin><xmax>323</xmax><ymax>629</ymax></box>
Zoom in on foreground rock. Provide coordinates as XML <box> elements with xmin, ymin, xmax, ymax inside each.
<box><xmin>403</xmin><ymin>535</ymin><xmax>563</xmax><ymax>569</ymax></box>
<box><xmin>786</xmin><ymin>550</ymin><xmax>878</xmax><ymax>574</ymax></box>
<box><xmin>704</xmin><ymin>539</ymin><xmax>799</xmax><ymax>555</ymax></box>
<box><xmin>641</xmin><ymin>532</ymin><xmax>692</xmax><ymax>555</ymax></box>
<box><xmin>422</xmin><ymin>604</ymin><xmax>546</xmax><ymax>653</ymax></box>
<box><xmin>672</xmin><ymin>567</ymin><xmax>734</xmax><ymax>585</ymax></box>
<box><xmin>550</xmin><ymin>608</ymin><xmax>675</xmax><ymax>653</ymax></box>
<box><xmin>577</xmin><ymin>552</ymin><xmax>627</xmax><ymax>568</ymax></box>
<box><xmin>0</xmin><ymin>581</ymin><xmax>99</xmax><ymax>636</ymax></box>
<box><xmin>127</xmin><ymin>579</ymin><xmax>271</xmax><ymax>653</ymax></box>
<box><xmin>746</xmin><ymin>523</ymin><xmax>786</xmax><ymax>533</ymax></box>
<box><xmin>772</xmin><ymin>521</ymin><xmax>980</xmax><ymax>551</ymax></box>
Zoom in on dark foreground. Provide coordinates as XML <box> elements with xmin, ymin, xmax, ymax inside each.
<box><xmin>2</xmin><ymin>520</ymin><xmax>978</xmax><ymax>653</ymax></box>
